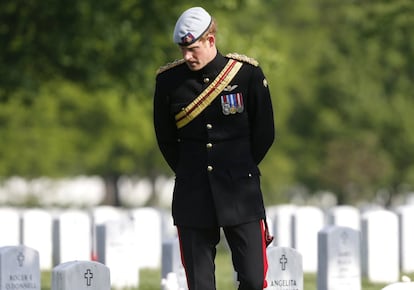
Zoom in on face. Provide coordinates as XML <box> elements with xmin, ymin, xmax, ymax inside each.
<box><xmin>179</xmin><ymin>35</ymin><xmax>216</xmax><ymax>71</ymax></box>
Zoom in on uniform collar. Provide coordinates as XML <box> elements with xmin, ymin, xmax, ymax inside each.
<box><xmin>198</xmin><ymin>51</ymin><xmax>227</xmax><ymax>77</ymax></box>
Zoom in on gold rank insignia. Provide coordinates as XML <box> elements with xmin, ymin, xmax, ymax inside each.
<box><xmin>226</xmin><ymin>53</ymin><xmax>259</xmax><ymax>67</ymax></box>
<box><xmin>156</xmin><ymin>59</ymin><xmax>186</xmax><ymax>75</ymax></box>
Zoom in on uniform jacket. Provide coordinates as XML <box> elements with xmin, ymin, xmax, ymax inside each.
<box><xmin>153</xmin><ymin>51</ymin><xmax>275</xmax><ymax>228</ymax></box>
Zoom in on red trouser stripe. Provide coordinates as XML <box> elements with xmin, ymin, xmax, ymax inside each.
<box><xmin>260</xmin><ymin>219</ymin><xmax>269</xmax><ymax>289</ymax></box>
<box><xmin>176</xmin><ymin>227</ymin><xmax>190</xmax><ymax>290</ymax></box>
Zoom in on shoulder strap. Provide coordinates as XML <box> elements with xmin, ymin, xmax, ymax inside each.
<box><xmin>175</xmin><ymin>59</ymin><xmax>243</xmax><ymax>129</ymax></box>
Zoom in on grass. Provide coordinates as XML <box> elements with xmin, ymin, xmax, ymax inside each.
<box><xmin>41</xmin><ymin>249</ymin><xmax>414</xmax><ymax>290</ymax></box>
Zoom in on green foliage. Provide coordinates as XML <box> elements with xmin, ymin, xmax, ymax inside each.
<box><xmin>1</xmin><ymin>0</ymin><xmax>414</xmax><ymax>205</ymax></box>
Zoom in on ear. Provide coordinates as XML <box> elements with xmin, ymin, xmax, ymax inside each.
<box><xmin>207</xmin><ymin>34</ymin><xmax>215</xmax><ymax>47</ymax></box>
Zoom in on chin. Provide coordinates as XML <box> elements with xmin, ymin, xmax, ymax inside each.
<box><xmin>187</xmin><ymin>62</ymin><xmax>201</xmax><ymax>71</ymax></box>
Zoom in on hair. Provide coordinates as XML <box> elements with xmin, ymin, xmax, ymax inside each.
<box><xmin>200</xmin><ymin>18</ymin><xmax>217</xmax><ymax>41</ymax></box>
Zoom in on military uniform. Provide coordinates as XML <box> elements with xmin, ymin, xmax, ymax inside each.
<box><xmin>153</xmin><ymin>51</ymin><xmax>275</xmax><ymax>228</ymax></box>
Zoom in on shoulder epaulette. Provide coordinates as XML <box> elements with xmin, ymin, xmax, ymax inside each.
<box><xmin>156</xmin><ymin>59</ymin><xmax>186</xmax><ymax>75</ymax></box>
<box><xmin>225</xmin><ymin>53</ymin><xmax>259</xmax><ymax>67</ymax></box>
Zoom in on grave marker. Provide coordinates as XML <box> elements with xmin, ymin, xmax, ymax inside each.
<box><xmin>0</xmin><ymin>245</ymin><xmax>40</xmax><ymax>290</ymax></box>
<box><xmin>0</xmin><ymin>207</ymin><xmax>20</xmax><ymax>246</ymax></box>
<box><xmin>317</xmin><ymin>225</ymin><xmax>361</xmax><ymax>290</ymax></box>
<box><xmin>131</xmin><ymin>207</ymin><xmax>162</xmax><ymax>269</ymax></box>
<box><xmin>267</xmin><ymin>205</ymin><xmax>297</xmax><ymax>247</ymax></box>
<box><xmin>265</xmin><ymin>246</ymin><xmax>303</xmax><ymax>290</ymax></box>
<box><xmin>292</xmin><ymin>206</ymin><xmax>325</xmax><ymax>273</ymax></box>
<box><xmin>21</xmin><ymin>208</ymin><xmax>53</xmax><ymax>270</ymax></box>
<box><xmin>382</xmin><ymin>282</ymin><xmax>414</xmax><ymax>290</ymax></box>
<box><xmin>52</xmin><ymin>210</ymin><xmax>92</xmax><ymax>266</ymax></box>
<box><xmin>395</xmin><ymin>205</ymin><xmax>414</xmax><ymax>273</ymax></box>
<box><xmin>327</xmin><ymin>205</ymin><xmax>360</xmax><ymax>230</ymax></box>
<box><xmin>361</xmin><ymin>209</ymin><xmax>399</xmax><ymax>283</ymax></box>
<box><xmin>51</xmin><ymin>261</ymin><xmax>110</xmax><ymax>290</ymax></box>
<box><xmin>162</xmin><ymin>238</ymin><xmax>187</xmax><ymax>290</ymax></box>
<box><xmin>96</xmin><ymin>218</ymin><xmax>139</xmax><ymax>289</ymax></box>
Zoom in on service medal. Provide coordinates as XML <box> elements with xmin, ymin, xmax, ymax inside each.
<box><xmin>221</xmin><ymin>93</ymin><xmax>244</xmax><ymax>115</ymax></box>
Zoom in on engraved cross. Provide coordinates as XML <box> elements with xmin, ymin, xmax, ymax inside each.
<box><xmin>280</xmin><ymin>254</ymin><xmax>288</xmax><ymax>271</ymax></box>
<box><xmin>84</xmin><ymin>269</ymin><xmax>93</xmax><ymax>286</ymax></box>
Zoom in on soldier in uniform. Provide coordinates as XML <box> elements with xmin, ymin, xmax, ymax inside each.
<box><xmin>153</xmin><ymin>7</ymin><xmax>275</xmax><ymax>290</ymax></box>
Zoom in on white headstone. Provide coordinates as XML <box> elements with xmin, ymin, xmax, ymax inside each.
<box><xmin>292</xmin><ymin>206</ymin><xmax>325</xmax><ymax>273</ymax></box>
<box><xmin>267</xmin><ymin>205</ymin><xmax>297</xmax><ymax>247</ymax></box>
<box><xmin>382</xmin><ymin>282</ymin><xmax>414</xmax><ymax>290</ymax></box>
<box><xmin>51</xmin><ymin>261</ymin><xmax>110</xmax><ymax>290</ymax></box>
<box><xmin>317</xmin><ymin>226</ymin><xmax>361</xmax><ymax>290</ymax></box>
<box><xmin>96</xmin><ymin>218</ymin><xmax>139</xmax><ymax>289</ymax></box>
<box><xmin>265</xmin><ymin>246</ymin><xmax>303</xmax><ymax>290</ymax></box>
<box><xmin>162</xmin><ymin>238</ymin><xmax>187</xmax><ymax>290</ymax></box>
<box><xmin>361</xmin><ymin>209</ymin><xmax>399</xmax><ymax>283</ymax></box>
<box><xmin>53</xmin><ymin>210</ymin><xmax>92</xmax><ymax>266</ymax></box>
<box><xmin>0</xmin><ymin>245</ymin><xmax>40</xmax><ymax>290</ymax></box>
<box><xmin>0</xmin><ymin>207</ymin><xmax>20</xmax><ymax>246</ymax></box>
<box><xmin>90</xmin><ymin>206</ymin><xmax>123</xmax><ymax>261</ymax></box>
<box><xmin>21</xmin><ymin>208</ymin><xmax>53</xmax><ymax>270</ymax></box>
<box><xmin>395</xmin><ymin>205</ymin><xmax>414</xmax><ymax>273</ymax></box>
<box><xmin>131</xmin><ymin>207</ymin><xmax>162</xmax><ymax>269</ymax></box>
<box><xmin>161</xmin><ymin>210</ymin><xmax>176</xmax><ymax>241</ymax></box>
<box><xmin>327</xmin><ymin>205</ymin><xmax>360</xmax><ymax>230</ymax></box>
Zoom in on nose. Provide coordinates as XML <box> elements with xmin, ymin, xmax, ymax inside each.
<box><xmin>183</xmin><ymin>50</ymin><xmax>192</xmax><ymax>61</ymax></box>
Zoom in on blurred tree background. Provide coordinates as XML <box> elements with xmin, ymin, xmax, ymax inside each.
<box><xmin>1</xmin><ymin>0</ymin><xmax>413</xmax><ymax>206</ymax></box>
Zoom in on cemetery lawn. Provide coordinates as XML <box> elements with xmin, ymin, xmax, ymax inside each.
<box><xmin>40</xmin><ymin>249</ymin><xmax>414</xmax><ymax>290</ymax></box>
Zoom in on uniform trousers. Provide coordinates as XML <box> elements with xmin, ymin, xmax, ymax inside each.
<box><xmin>177</xmin><ymin>220</ymin><xmax>269</xmax><ymax>290</ymax></box>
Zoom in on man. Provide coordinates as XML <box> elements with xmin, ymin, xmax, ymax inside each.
<box><xmin>153</xmin><ymin>6</ymin><xmax>275</xmax><ymax>290</ymax></box>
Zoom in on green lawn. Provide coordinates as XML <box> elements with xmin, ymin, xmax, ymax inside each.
<box><xmin>42</xmin><ymin>249</ymin><xmax>414</xmax><ymax>290</ymax></box>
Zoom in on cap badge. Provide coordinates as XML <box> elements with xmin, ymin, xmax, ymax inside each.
<box><xmin>181</xmin><ymin>32</ymin><xmax>195</xmax><ymax>45</ymax></box>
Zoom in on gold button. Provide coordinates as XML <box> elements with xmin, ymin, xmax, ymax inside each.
<box><xmin>203</xmin><ymin>77</ymin><xmax>210</xmax><ymax>83</ymax></box>
<box><xmin>206</xmin><ymin>143</ymin><xmax>213</xmax><ymax>149</ymax></box>
<box><xmin>207</xmin><ymin>166</ymin><xmax>213</xmax><ymax>172</ymax></box>
<box><xmin>248</xmin><ymin>173</ymin><xmax>252</xmax><ymax>178</ymax></box>
<box><xmin>206</xmin><ymin>124</ymin><xmax>213</xmax><ymax>129</ymax></box>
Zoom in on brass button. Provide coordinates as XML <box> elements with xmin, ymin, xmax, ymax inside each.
<box><xmin>207</xmin><ymin>166</ymin><xmax>213</xmax><ymax>172</ymax></box>
<box><xmin>248</xmin><ymin>173</ymin><xmax>252</xmax><ymax>178</ymax></box>
<box><xmin>206</xmin><ymin>124</ymin><xmax>213</xmax><ymax>129</ymax></box>
<box><xmin>206</xmin><ymin>143</ymin><xmax>213</xmax><ymax>149</ymax></box>
<box><xmin>203</xmin><ymin>77</ymin><xmax>210</xmax><ymax>83</ymax></box>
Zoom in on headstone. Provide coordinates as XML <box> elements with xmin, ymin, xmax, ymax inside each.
<box><xmin>382</xmin><ymin>282</ymin><xmax>414</xmax><ymax>290</ymax></box>
<box><xmin>161</xmin><ymin>238</ymin><xmax>187</xmax><ymax>290</ymax></box>
<box><xmin>96</xmin><ymin>218</ymin><xmax>139</xmax><ymax>289</ymax></box>
<box><xmin>361</xmin><ymin>209</ymin><xmax>399</xmax><ymax>283</ymax></box>
<box><xmin>51</xmin><ymin>261</ymin><xmax>110</xmax><ymax>290</ymax></box>
<box><xmin>21</xmin><ymin>208</ymin><xmax>53</xmax><ymax>270</ymax></box>
<box><xmin>267</xmin><ymin>205</ymin><xmax>297</xmax><ymax>247</ymax></box>
<box><xmin>90</xmin><ymin>206</ymin><xmax>123</xmax><ymax>261</ymax></box>
<box><xmin>130</xmin><ymin>207</ymin><xmax>162</xmax><ymax>269</ymax></box>
<box><xmin>265</xmin><ymin>246</ymin><xmax>303</xmax><ymax>290</ymax></box>
<box><xmin>395</xmin><ymin>205</ymin><xmax>414</xmax><ymax>273</ymax></box>
<box><xmin>317</xmin><ymin>225</ymin><xmax>361</xmax><ymax>290</ymax></box>
<box><xmin>161</xmin><ymin>210</ymin><xmax>176</xmax><ymax>241</ymax></box>
<box><xmin>327</xmin><ymin>205</ymin><xmax>360</xmax><ymax>230</ymax></box>
<box><xmin>53</xmin><ymin>210</ymin><xmax>92</xmax><ymax>266</ymax></box>
<box><xmin>292</xmin><ymin>206</ymin><xmax>325</xmax><ymax>273</ymax></box>
<box><xmin>0</xmin><ymin>245</ymin><xmax>40</xmax><ymax>290</ymax></box>
<box><xmin>0</xmin><ymin>207</ymin><xmax>20</xmax><ymax>246</ymax></box>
